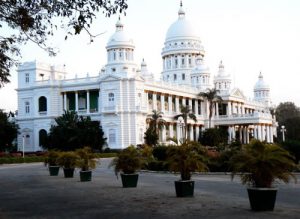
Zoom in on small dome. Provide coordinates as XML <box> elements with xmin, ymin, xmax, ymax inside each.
<box><xmin>191</xmin><ymin>56</ymin><xmax>209</xmax><ymax>74</ymax></box>
<box><xmin>254</xmin><ymin>72</ymin><xmax>270</xmax><ymax>90</ymax></box>
<box><xmin>106</xmin><ymin>17</ymin><xmax>134</xmax><ymax>49</ymax></box>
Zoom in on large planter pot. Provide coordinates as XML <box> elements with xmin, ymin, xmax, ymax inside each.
<box><xmin>48</xmin><ymin>166</ymin><xmax>60</xmax><ymax>176</ymax></box>
<box><xmin>247</xmin><ymin>187</ymin><xmax>278</xmax><ymax>211</ymax></box>
<box><xmin>80</xmin><ymin>170</ymin><xmax>92</xmax><ymax>182</ymax></box>
<box><xmin>121</xmin><ymin>173</ymin><xmax>139</xmax><ymax>188</ymax></box>
<box><xmin>175</xmin><ymin>180</ymin><xmax>194</xmax><ymax>197</ymax></box>
<box><xmin>63</xmin><ymin>168</ymin><xmax>75</xmax><ymax>178</ymax></box>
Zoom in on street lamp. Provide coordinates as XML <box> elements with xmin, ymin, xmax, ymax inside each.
<box><xmin>22</xmin><ymin>135</ymin><xmax>25</xmax><ymax>158</ymax></box>
<box><xmin>178</xmin><ymin>116</ymin><xmax>185</xmax><ymax>142</ymax></box>
<box><xmin>281</xmin><ymin>125</ymin><xmax>286</xmax><ymax>142</ymax></box>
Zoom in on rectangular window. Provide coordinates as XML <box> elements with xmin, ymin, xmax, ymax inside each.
<box><xmin>109</xmin><ymin>129</ymin><xmax>116</xmax><ymax>144</ymax></box>
<box><xmin>182</xmin><ymin>73</ymin><xmax>185</xmax><ymax>80</ymax></box>
<box><xmin>25</xmin><ymin>73</ymin><xmax>29</xmax><ymax>83</ymax></box>
<box><xmin>25</xmin><ymin>102</ymin><xmax>30</xmax><ymax>114</ymax></box>
<box><xmin>174</xmin><ymin>74</ymin><xmax>177</xmax><ymax>81</ymax></box>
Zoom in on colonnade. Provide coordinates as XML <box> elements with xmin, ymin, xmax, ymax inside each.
<box><xmin>228</xmin><ymin>124</ymin><xmax>274</xmax><ymax>144</ymax></box>
<box><xmin>62</xmin><ymin>90</ymin><xmax>100</xmax><ymax>113</ymax></box>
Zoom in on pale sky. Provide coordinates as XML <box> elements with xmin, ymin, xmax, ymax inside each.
<box><xmin>1</xmin><ymin>0</ymin><xmax>300</xmax><ymax>112</ymax></box>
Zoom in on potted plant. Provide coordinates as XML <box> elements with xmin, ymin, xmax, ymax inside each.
<box><xmin>230</xmin><ymin>140</ymin><xmax>296</xmax><ymax>211</ymax></box>
<box><xmin>167</xmin><ymin>140</ymin><xmax>208</xmax><ymax>197</ymax></box>
<box><xmin>44</xmin><ymin>150</ymin><xmax>60</xmax><ymax>176</ymax></box>
<box><xmin>75</xmin><ymin>147</ymin><xmax>98</xmax><ymax>182</ymax></box>
<box><xmin>110</xmin><ymin>146</ymin><xmax>143</xmax><ymax>188</ymax></box>
<box><xmin>57</xmin><ymin>151</ymin><xmax>78</xmax><ymax>178</ymax></box>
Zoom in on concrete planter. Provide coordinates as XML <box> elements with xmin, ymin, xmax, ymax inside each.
<box><xmin>63</xmin><ymin>168</ymin><xmax>75</xmax><ymax>178</ymax></box>
<box><xmin>121</xmin><ymin>173</ymin><xmax>139</xmax><ymax>188</ymax></box>
<box><xmin>175</xmin><ymin>180</ymin><xmax>194</xmax><ymax>197</ymax></box>
<box><xmin>247</xmin><ymin>187</ymin><xmax>278</xmax><ymax>211</ymax></box>
<box><xmin>80</xmin><ymin>170</ymin><xmax>92</xmax><ymax>182</ymax></box>
<box><xmin>48</xmin><ymin>166</ymin><xmax>60</xmax><ymax>176</ymax></box>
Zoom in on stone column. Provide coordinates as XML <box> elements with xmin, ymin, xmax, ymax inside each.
<box><xmin>190</xmin><ymin>125</ymin><xmax>194</xmax><ymax>141</ymax></box>
<box><xmin>195</xmin><ymin>99</ymin><xmax>199</xmax><ymax>115</ymax></box>
<box><xmin>228</xmin><ymin>126</ymin><xmax>232</xmax><ymax>143</ymax></box>
<box><xmin>75</xmin><ymin>91</ymin><xmax>78</xmax><ymax>112</ymax></box>
<box><xmin>169</xmin><ymin>124</ymin><xmax>174</xmax><ymax>138</ymax></box>
<box><xmin>175</xmin><ymin>96</ymin><xmax>179</xmax><ymax>113</ymax></box>
<box><xmin>176</xmin><ymin>123</ymin><xmax>181</xmax><ymax>141</ymax></box>
<box><xmin>182</xmin><ymin>97</ymin><xmax>186</xmax><ymax>106</ymax></box>
<box><xmin>228</xmin><ymin>102</ymin><xmax>232</xmax><ymax>116</ymax></box>
<box><xmin>98</xmin><ymin>90</ymin><xmax>101</xmax><ymax>112</ymax></box>
<box><xmin>162</xmin><ymin>126</ymin><xmax>166</xmax><ymax>142</ymax></box>
<box><xmin>266</xmin><ymin>125</ymin><xmax>270</xmax><ymax>143</ymax></box>
<box><xmin>195</xmin><ymin>126</ymin><xmax>200</xmax><ymax>142</ymax></box>
<box><xmin>232</xmin><ymin>126</ymin><xmax>236</xmax><ymax>140</ymax></box>
<box><xmin>145</xmin><ymin>92</ymin><xmax>149</xmax><ymax>112</ymax></box>
<box><xmin>270</xmin><ymin>126</ymin><xmax>274</xmax><ymax>143</ymax></box>
<box><xmin>63</xmin><ymin>93</ymin><xmax>67</xmax><ymax>111</ymax></box>
<box><xmin>153</xmin><ymin>93</ymin><xmax>157</xmax><ymax>111</ymax></box>
<box><xmin>189</xmin><ymin>99</ymin><xmax>192</xmax><ymax>111</ymax></box>
<box><xmin>261</xmin><ymin>125</ymin><xmax>265</xmax><ymax>141</ymax></box>
<box><xmin>246</xmin><ymin>126</ymin><xmax>250</xmax><ymax>144</ymax></box>
<box><xmin>87</xmin><ymin>90</ymin><xmax>90</xmax><ymax>113</ymax></box>
<box><xmin>239</xmin><ymin>126</ymin><xmax>243</xmax><ymax>143</ymax></box>
<box><xmin>161</xmin><ymin>94</ymin><xmax>165</xmax><ymax>113</ymax></box>
<box><xmin>216</xmin><ymin>102</ymin><xmax>219</xmax><ymax>117</ymax></box>
<box><xmin>257</xmin><ymin>125</ymin><xmax>262</xmax><ymax>141</ymax></box>
<box><xmin>168</xmin><ymin>95</ymin><xmax>172</xmax><ymax>113</ymax></box>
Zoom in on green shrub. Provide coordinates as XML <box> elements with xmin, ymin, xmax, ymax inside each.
<box><xmin>146</xmin><ymin>160</ymin><xmax>169</xmax><ymax>171</ymax></box>
<box><xmin>152</xmin><ymin>145</ymin><xmax>168</xmax><ymax>161</ymax></box>
<box><xmin>0</xmin><ymin>156</ymin><xmax>45</xmax><ymax>164</ymax></box>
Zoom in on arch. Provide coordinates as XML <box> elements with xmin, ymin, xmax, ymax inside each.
<box><xmin>39</xmin><ymin>129</ymin><xmax>47</xmax><ymax>147</ymax></box>
<box><xmin>38</xmin><ymin>96</ymin><xmax>47</xmax><ymax>112</ymax></box>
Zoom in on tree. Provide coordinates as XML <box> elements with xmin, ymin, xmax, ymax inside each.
<box><xmin>174</xmin><ymin>105</ymin><xmax>197</xmax><ymax>140</ymax></box>
<box><xmin>276</xmin><ymin>102</ymin><xmax>300</xmax><ymax>141</ymax></box>
<box><xmin>45</xmin><ymin>111</ymin><xmax>106</xmax><ymax>151</ymax></box>
<box><xmin>144</xmin><ymin>126</ymin><xmax>159</xmax><ymax>147</ymax></box>
<box><xmin>198</xmin><ymin>88</ymin><xmax>222</xmax><ymax>128</ymax></box>
<box><xmin>146</xmin><ymin>110</ymin><xmax>166</xmax><ymax>137</ymax></box>
<box><xmin>0</xmin><ymin>0</ymin><xmax>128</xmax><ymax>87</ymax></box>
<box><xmin>199</xmin><ymin>127</ymin><xmax>227</xmax><ymax>147</ymax></box>
<box><xmin>0</xmin><ymin>110</ymin><xmax>19</xmax><ymax>151</ymax></box>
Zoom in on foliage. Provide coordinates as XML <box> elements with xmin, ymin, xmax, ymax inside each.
<box><xmin>75</xmin><ymin>147</ymin><xmax>98</xmax><ymax>171</ymax></box>
<box><xmin>199</xmin><ymin>127</ymin><xmax>228</xmax><ymax>147</ymax></box>
<box><xmin>0</xmin><ymin>156</ymin><xmax>45</xmax><ymax>164</ymax></box>
<box><xmin>44</xmin><ymin>150</ymin><xmax>60</xmax><ymax>166</ymax></box>
<box><xmin>45</xmin><ymin>111</ymin><xmax>107</xmax><ymax>151</ymax></box>
<box><xmin>144</xmin><ymin>126</ymin><xmax>159</xmax><ymax>146</ymax></box>
<box><xmin>229</xmin><ymin>140</ymin><xmax>296</xmax><ymax>188</ymax></box>
<box><xmin>0</xmin><ymin>0</ymin><xmax>128</xmax><ymax>87</ymax></box>
<box><xmin>198</xmin><ymin>88</ymin><xmax>222</xmax><ymax>128</ymax></box>
<box><xmin>207</xmin><ymin>141</ymin><xmax>241</xmax><ymax>172</ymax></box>
<box><xmin>152</xmin><ymin>145</ymin><xmax>168</xmax><ymax>161</ymax></box>
<box><xmin>57</xmin><ymin>151</ymin><xmax>78</xmax><ymax>169</ymax></box>
<box><xmin>110</xmin><ymin>146</ymin><xmax>142</xmax><ymax>175</ymax></box>
<box><xmin>280</xmin><ymin>140</ymin><xmax>300</xmax><ymax>164</ymax></box>
<box><xmin>94</xmin><ymin>153</ymin><xmax>117</xmax><ymax>158</ymax></box>
<box><xmin>0</xmin><ymin>110</ymin><xmax>19</xmax><ymax>152</ymax></box>
<box><xmin>167</xmin><ymin>141</ymin><xmax>208</xmax><ymax>180</ymax></box>
<box><xmin>174</xmin><ymin>105</ymin><xmax>197</xmax><ymax>140</ymax></box>
<box><xmin>275</xmin><ymin>102</ymin><xmax>300</xmax><ymax>141</ymax></box>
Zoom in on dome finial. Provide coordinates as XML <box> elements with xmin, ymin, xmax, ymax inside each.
<box><xmin>178</xmin><ymin>0</ymin><xmax>185</xmax><ymax>18</ymax></box>
<box><xmin>115</xmin><ymin>16</ymin><xmax>123</xmax><ymax>31</ymax></box>
<box><xmin>259</xmin><ymin>71</ymin><xmax>263</xmax><ymax>79</ymax></box>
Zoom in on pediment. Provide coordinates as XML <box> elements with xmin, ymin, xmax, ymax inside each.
<box><xmin>230</xmin><ymin>88</ymin><xmax>246</xmax><ymax>99</ymax></box>
<box><xmin>100</xmin><ymin>74</ymin><xmax>121</xmax><ymax>82</ymax></box>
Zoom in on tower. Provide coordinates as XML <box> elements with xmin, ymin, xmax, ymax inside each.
<box><xmin>161</xmin><ymin>2</ymin><xmax>205</xmax><ymax>86</ymax></box>
<box><xmin>254</xmin><ymin>72</ymin><xmax>271</xmax><ymax>106</ymax></box>
<box><xmin>213</xmin><ymin>61</ymin><xmax>232</xmax><ymax>94</ymax></box>
<box><xmin>190</xmin><ymin>56</ymin><xmax>211</xmax><ymax>90</ymax></box>
<box><xmin>105</xmin><ymin>17</ymin><xmax>137</xmax><ymax>78</ymax></box>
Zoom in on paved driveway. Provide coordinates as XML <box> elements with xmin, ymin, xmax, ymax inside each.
<box><xmin>0</xmin><ymin>158</ymin><xmax>299</xmax><ymax>219</ymax></box>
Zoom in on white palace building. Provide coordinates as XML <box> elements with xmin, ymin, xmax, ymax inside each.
<box><xmin>16</xmin><ymin>3</ymin><xmax>277</xmax><ymax>151</ymax></box>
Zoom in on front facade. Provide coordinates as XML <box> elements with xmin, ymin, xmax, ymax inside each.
<box><xmin>16</xmin><ymin>4</ymin><xmax>277</xmax><ymax>151</ymax></box>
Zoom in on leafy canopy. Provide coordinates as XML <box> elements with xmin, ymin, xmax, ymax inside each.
<box><xmin>0</xmin><ymin>110</ymin><xmax>19</xmax><ymax>152</ymax></box>
<box><xmin>0</xmin><ymin>0</ymin><xmax>128</xmax><ymax>87</ymax></box>
<box><xmin>230</xmin><ymin>140</ymin><xmax>296</xmax><ymax>188</ymax></box>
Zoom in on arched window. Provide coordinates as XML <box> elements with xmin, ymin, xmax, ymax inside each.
<box><xmin>39</xmin><ymin>129</ymin><xmax>47</xmax><ymax>147</ymax></box>
<box><xmin>25</xmin><ymin>102</ymin><xmax>30</xmax><ymax>114</ymax></box>
<box><xmin>38</xmin><ymin>96</ymin><xmax>47</xmax><ymax>112</ymax></box>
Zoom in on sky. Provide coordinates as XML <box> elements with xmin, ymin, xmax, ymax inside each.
<box><xmin>1</xmin><ymin>0</ymin><xmax>300</xmax><ymax>112</ymax></box>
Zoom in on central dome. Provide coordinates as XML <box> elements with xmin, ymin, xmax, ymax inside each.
<box><xmin>166</xmin><ymin>18</ymin><xmax>198</xmax><ymax>41</ymax></box>
<box><xmin>165</xmin><ymin>3</ymin><xmax>199</xmax><ymax>42</ymax></box>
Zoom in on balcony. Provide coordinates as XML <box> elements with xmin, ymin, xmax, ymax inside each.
<box><xmin>215</xmin><ymin>112</ymin><xmax>273</xmax><ymax>125</ymax></box>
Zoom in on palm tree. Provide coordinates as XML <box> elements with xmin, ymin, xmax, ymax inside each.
<box><xmin>174</xmin><ymin>105</ymin><xmax>197</xmax><ymax>140</ymax></box>
<box><xmin>198</xmin><ymin>88</ymin><xmax>222</xmax><ymax>128</ymax></box>
<box><xmin>147</xmin><ymin>110</ymin><xmax>166</xmax><ymax>137</ymax></box>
